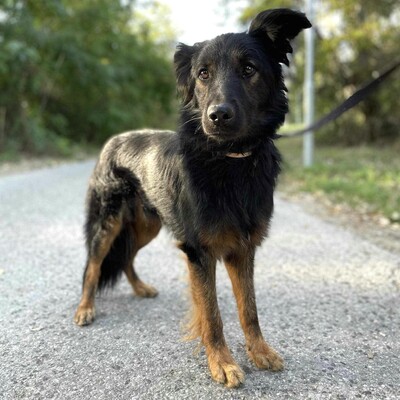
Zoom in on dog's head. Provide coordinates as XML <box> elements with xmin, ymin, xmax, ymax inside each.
<box><xmin>174</xmin><ymin>8</ymin><xmax>311</xmax><ymax>144</ymax></box>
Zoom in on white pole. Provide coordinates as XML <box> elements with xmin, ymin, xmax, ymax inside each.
<box><xmin>303</xmin><ymin>0</ymin><xmax>316</xmax><ymax>167</ymax></box>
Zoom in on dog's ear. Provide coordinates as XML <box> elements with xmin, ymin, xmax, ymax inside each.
<box><xmin>174</xmin><ymin>43</ymin><xmax>198</xmax><ymax>105</ymax></box>
<box><xmin>248</xmin><ymin>8</ymin><xmax>312</xmax><ymax>66</ymax></box>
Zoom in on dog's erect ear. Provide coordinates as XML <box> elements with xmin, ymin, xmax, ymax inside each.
<box><xmin>174</xmin><ymin>43</ymin><xmax>199</xmax><ymax>105</ymax></box>
<box><xmin>248</xmin><ymin>8</ymin><xmax>312</xmax><ymax>66</ymax></box>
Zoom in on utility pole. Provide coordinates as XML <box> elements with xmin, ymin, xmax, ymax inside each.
<box><xmin>303</xmin><ymin>0</ymin><xmax>316</xmax><ymax>167</ymax></box>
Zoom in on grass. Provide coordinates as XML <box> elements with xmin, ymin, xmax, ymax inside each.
<box><xmin>276</xmin><ymin>136</ymin><xmax>400</xmax><ymax>221</ymax></box>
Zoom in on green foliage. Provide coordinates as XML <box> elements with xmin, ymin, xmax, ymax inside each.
<box><xmin>314</xmin><ymin>0</ymin><xmax>400</xmax><ymax>145</ymax></box>
<box><xmin>240</xmin><ymin>0</ymin><xmax>400</xmax><ymax>145</ymax></box>
<box><xmin>239</xmin><ymin>0</ymin><xmax>294</xmax><ymax>23</ymax></box>
<box><xmin>278</xmin><ymin>137</ymin><xmax>400</xmax><ymax>219</ymax></box>
<box><xmin>0</xmin><ymin>0</ymin><xmax>177</xmax><ymax>155</ymax></box>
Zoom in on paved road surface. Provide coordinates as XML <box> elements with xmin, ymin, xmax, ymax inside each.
<box><xmin>0</xmin><ymin>161</ymin><xmax>399</xmax><ymax>399</ymax></box>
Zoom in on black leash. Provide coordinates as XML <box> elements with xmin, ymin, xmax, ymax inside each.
<box><xmin>280</xmin><ymin>58</ymin><xmax>400</xmax><ymax>138</ymax></box>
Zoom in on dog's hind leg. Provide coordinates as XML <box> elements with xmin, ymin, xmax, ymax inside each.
<box><xmin>74</xmin><ymin>213</ymin><xmax>123</xmax><ymax>326</ymax></box>
<box><xmin>124</xmin><ymin>261</ymin><xmax>158</xmax><ymax>298</ymax></box>
<box><xmin>224</xmin><ymin>248</ymin><xmax>284</xmax><ymax>371</ymax></box>
<box><xmin>124</xmin><ymin>200</ymin><xmax>161</xmax><ymax>298</ymax></box>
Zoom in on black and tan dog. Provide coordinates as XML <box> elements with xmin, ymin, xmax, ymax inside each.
<box><xmin>74</xmin><ymin>9</ymin><xmax>311</xmax><ymax>388</ymax></box>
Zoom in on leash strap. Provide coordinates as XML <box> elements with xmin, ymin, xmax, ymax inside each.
<box><xmin>280</xmin><ymin>59</ymin><xmax>400</xmax><ymax>138</ymax></box>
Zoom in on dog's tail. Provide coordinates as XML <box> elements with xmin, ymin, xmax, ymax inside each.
<box><xmin>98</xmin><ymin>224</ymin><xmax>134</xmax><ymax>291</ymax></box>
<box><xmin>83</xmin><ymin>169</ymin><xmax>137</xmax><ymax>292</ymax></box>
<box><xmin>83</xmin><ymin>213</ymin><xmax>135</xmax><ymax>293</ymax></box>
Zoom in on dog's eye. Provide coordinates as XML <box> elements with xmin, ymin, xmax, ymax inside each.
<box><xmin>199</xmin><ymin>68</ymin><xmax>209</xmax><ymax>80</ymax></box>
<box><xmin>243</xmin><ymin>64</ymin><xmax>256</xmax><ymax>78</ymax></box>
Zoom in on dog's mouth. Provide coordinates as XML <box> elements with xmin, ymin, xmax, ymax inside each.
<box><xmin>203</xmin><ymin>125</ymin><xmax>234</xmax><ymax>138</ymax></box>
<box><xmin>203</xmin><ymin>127</ymin><xmax>245</xmax><ymax>142</ymax></box>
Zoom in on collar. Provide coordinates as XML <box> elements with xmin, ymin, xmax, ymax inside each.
<box><xmin>225</xmin><ymin>151</ymin><xmax>252</xmax><ymax>158</ymax></box>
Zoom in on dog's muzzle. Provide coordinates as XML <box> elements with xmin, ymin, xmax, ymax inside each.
<box><xmin>207</xmin><ymin>103</ymin><xmax>235</xmax><ymax>127</ymax></box>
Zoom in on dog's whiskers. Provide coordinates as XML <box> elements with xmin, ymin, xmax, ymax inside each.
<box><xmin>181</xmin><ymin>115</ymin><xmax>201</xmax><ymax>127</ymax></box>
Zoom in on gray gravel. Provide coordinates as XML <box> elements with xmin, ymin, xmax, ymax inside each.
<box><xmin>0</xmin><ymin>160</ymin><xmax>399</xmax><ymax>400</ymax></box>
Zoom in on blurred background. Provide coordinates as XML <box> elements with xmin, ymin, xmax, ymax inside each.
<box><xmin>0</xmin><ymin>0</ymin><xmax>399</xmax><ymax>224</ymax></box>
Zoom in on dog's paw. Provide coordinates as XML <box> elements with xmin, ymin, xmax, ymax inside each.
<box><xmin>247</xmin><ymin>341</ymin><xmax>284</xmax><ymax>371</ymax></box>
<box><xmin>208</xmin><ymin>351</ymin><xmax>245</xmax><ymax>388</ymax></box>
<box><xmin>74</xmin><ymin>306</ymin><xmax>95</xmax><ymax>326</ymax></box>
<box><xmin>134</xmin><ymin>281</ymin><xmax>159</xmax><ymax>298</ymax></box>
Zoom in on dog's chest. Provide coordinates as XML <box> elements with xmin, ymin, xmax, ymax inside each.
<box><xmin>196</xmin><ymin>158</ymin><xmax>273</xmax><ymax>208</ymax></box>
<box><xmin>191</xmin><ymin>164</ymin><xmax>274</xmax><ymax>252</ymax></box>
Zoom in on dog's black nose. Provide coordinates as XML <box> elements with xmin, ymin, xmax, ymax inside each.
<box><xmin>207</xmin><ymin>104</ymin><xmax>234</xmax><ymax>125</ymax></box>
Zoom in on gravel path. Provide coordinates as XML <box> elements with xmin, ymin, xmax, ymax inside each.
<box><xmin>0</xmin><ymin>161</ymin><xmax>399</xmax><ymax>399</ymax></box>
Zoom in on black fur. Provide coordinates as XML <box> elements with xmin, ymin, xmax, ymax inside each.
<box><xmin>82</xmin><ymin>8</ymin><xmax>311</xmax><ymax>292</ymax></box>
<box><xmin>76</xmin><ymin>9</ymin><xmax>311</xmax><ymax>386</ymax></box>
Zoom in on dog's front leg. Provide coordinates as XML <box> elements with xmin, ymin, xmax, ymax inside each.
<box><xmin>224</xmin><ymin>248</ymin><xmax>284</xmax><ymax>372</ymax></box>
<box><xmin>183</xmin><ymin>246</ymin><xmax>245</xmax><ymax>388</ymax></box>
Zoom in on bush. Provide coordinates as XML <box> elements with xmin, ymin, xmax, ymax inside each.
<box><xmin>0</xmin><ymin>0</ymin><xmax>177</xmax><ymax>155</ymax></box>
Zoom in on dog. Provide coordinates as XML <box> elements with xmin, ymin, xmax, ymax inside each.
<box><xmin>74</xmin><ymin>8</ymin><xmax>311</xmax><ymax>388</ymax></box>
